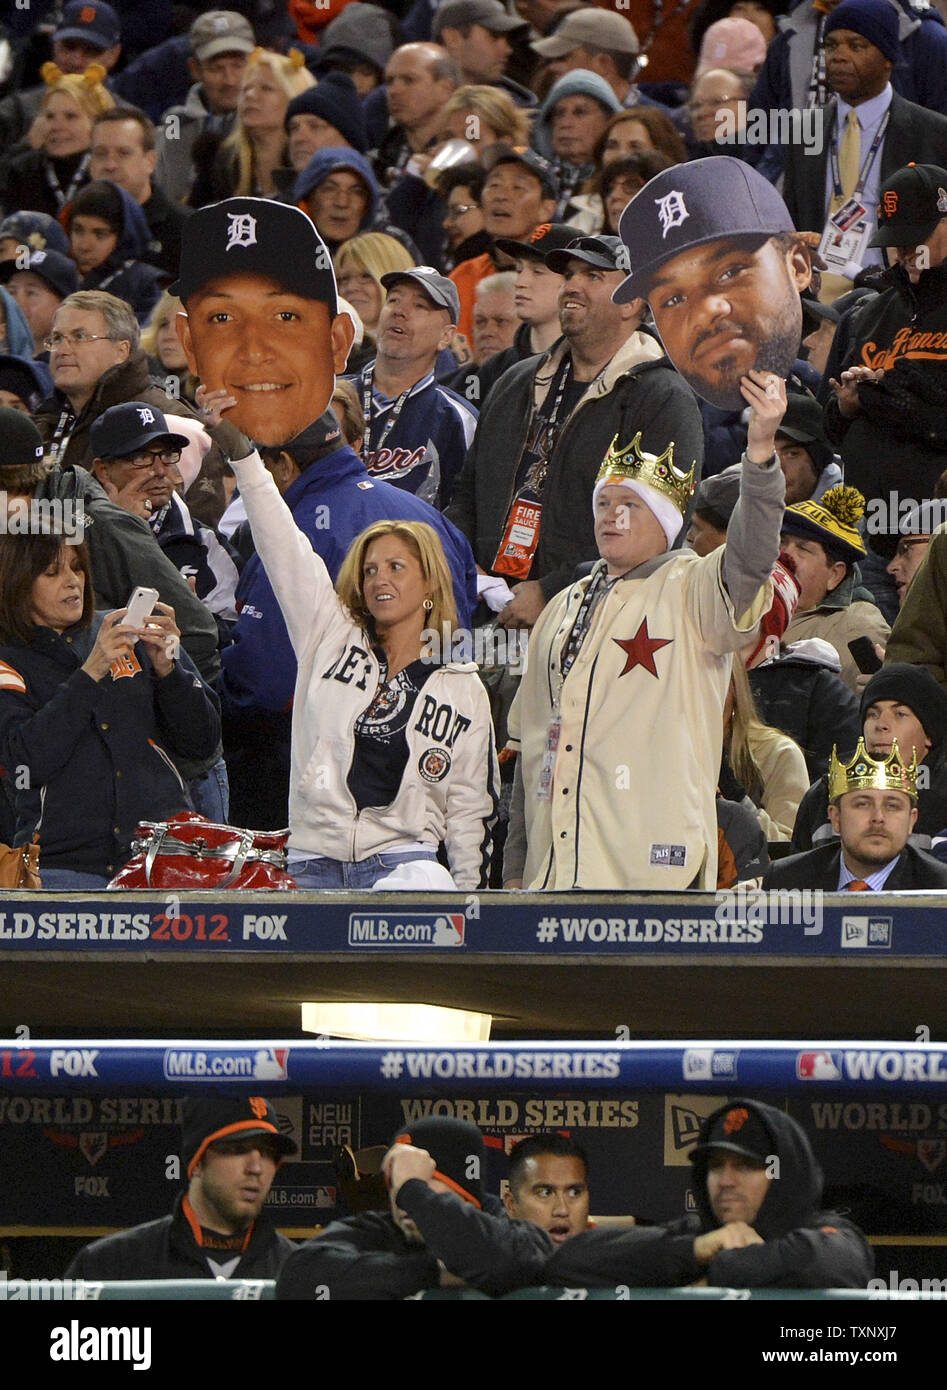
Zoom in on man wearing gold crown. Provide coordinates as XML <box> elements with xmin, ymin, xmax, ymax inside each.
<box><xmin>763</xmin><ymin>736</ymin><xmax>947</xmax><ymax>890</ymax></box>
<box><xmin>503</xmin><ymin>370</ymin><xmax>786</xmax><ymax>891</ymax></box>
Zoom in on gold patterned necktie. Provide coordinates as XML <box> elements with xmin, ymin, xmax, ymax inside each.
<box><xmin>831</xmin><ymin>108</ymin><xmax>861</xmax><ymax>213</ymax></box>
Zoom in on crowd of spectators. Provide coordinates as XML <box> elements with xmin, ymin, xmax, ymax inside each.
<box><xmin>2</xmin><ymin>0</ymin><xmax>947</xmax><ymax>893</ymax></box>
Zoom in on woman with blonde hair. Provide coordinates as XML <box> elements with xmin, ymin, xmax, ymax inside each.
<box><xmin>724</xmin><ymin>656</ymin><xmax>810</xmax><ymax>841</ymax></box>
<box><xmin>190</xmin><ymin>48</ymin><xmax>315</xmax><ymax>204</ymax></box>
<box><xmin>227</xmin><ymin>443</ymin><xmax>498</xmax><ymax>889</ymax></box>
<box><xmin>334</xmin><ymin>232</ymin><xmax>416</xmax><ymax>337</ymax></box>
<box><xmin>0</xmin><ymin>64</ymin><xmax>113</xmax><ymax>219</ymax></box>
<box><xmin>141</xmin><ymin>290</ymin><xmax>199</xmax><ymax>400</ymax></box>
<box><xmin>442</xmin><ymin>85</ymin><xmax>532</xmax><ymax>153</ymax></box>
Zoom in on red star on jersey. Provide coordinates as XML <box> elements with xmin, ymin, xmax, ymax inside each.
<box><xmin>613</xmin><ymin>619</ymin><xmax>673</xmax><ymax>678</ymax></box>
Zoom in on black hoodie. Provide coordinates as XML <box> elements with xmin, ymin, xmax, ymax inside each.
<box><xmin>546</xmin><ymin>1099</ymin><xmax>873</xmax><ymax>1290</ymax></box>
<box><xmin>823</xmin><ymin>262</ymin><xmax>947</xmax><ymax>560</ymax></box>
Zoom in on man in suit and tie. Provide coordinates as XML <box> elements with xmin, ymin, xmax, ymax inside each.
<box><xmin>763</xmin><ymin>734</ymin><xmax>947</xmax><ymax>889</ymax></box>
<box><xmin>782</xmin><ymin>0</ymin><xmax>947</xmax><ymax>300</ymax></box>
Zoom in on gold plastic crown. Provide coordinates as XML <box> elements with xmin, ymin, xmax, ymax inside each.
<box><xmin>595</xmin><ymin>432</ymin><xmax>696</xmax><ymax>515</ymax></box>
<box><xmin>828</xmin><ymin>737</ymin><xmax>918</xmax><ymax>802</ymax></box>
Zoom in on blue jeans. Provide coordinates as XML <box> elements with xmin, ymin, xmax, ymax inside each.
<box><xmin>187</xmin><ymin>757</ymin><xmax>230</xmax><ymax>822</ymax></box>
<box><xmin>41</xmin><ymin>869</ymin><xmax>110</xmax><ymax>890</ymax></box>
<box><xmin>289</xmin><ymin>850</ymin><xmax>438</xmax><ymax>890</ymax></box>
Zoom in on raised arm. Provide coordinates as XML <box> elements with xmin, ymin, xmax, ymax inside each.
<box><xmin>228</xmin><ymin>448</ymin><xmax>349</xmax><ymax>655</ymax></box>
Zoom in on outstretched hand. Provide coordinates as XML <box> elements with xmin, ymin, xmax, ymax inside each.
<box><xmin>741</xmin><ymin>371</ymin><xmax>787</xmax><ymax>463</ymax></box>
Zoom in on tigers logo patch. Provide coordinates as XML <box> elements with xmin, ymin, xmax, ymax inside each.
<box><xmin>418</xmin><ymin>748</ymin><xmax>451</xmax><ymax>783</ymax></box>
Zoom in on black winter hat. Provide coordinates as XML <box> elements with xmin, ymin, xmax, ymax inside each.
<box><xmin>0</xmin><ymin>404</ymin><xmax>46</xmax><ymax>470</ymax></box>
<box><xmin>390</xmin><ymin>1115</ymin><xmax>486</xmax><ymax>1208</ymax></box>
<box><xmin>285</xmin><ymin>73</ymin><xmax>368</xmax><ymax>154</ymax></box>
<box><xmin>0</xmin><ymin>356</ymin><xmax>52</xmax><ymax>414</ymax></box>
<box><xmin>183</xmin><ymin>1096</ymin><xmax>297</xmax><ymax>1178</ymax></box>
<box><xmin>859</xmin><ymin>663</ymin><xmax>947</xmax><ymax>758</ymax></box>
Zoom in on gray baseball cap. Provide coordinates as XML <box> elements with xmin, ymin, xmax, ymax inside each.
<box><xmin>533</xmin><ymin>9</ymin><xmax>639</xmax><ymax>57</ymax></box>
<box><xmin>433</xmin><ymin>0</ymin><xmax>527</xmax><ymax>37</ymax></box>
<box><xmin>381</xmin><ymin>266</ymin><xmax>461</xmax><ymax>323</ymax></box>
<box><xmin>615</xmin><ymin>156</ymin><xmax>796</xmax><ymax>304</ymax></box>
<box><xmin>190</xmin><ymin>10</ymin><xmax>255</xmax><ymax>62</ymax></box>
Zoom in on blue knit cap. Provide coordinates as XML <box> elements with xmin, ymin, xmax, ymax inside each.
<box><xmin>540</xmin><ymin>68</ymin><xmax>621</xmax><ymax>123</ymax></box>
<box><xmin>823</xmin><ymin>0</ymin><xmax>901</xmax><ymax>62</ymax></box>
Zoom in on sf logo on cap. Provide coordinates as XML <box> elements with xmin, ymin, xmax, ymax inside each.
<box><xmin>249</xmin><ymin>1096</ymin><xmax>269</xmax><ymax>1120</ymax></box>
<box><xmin>655</xmin><ymin>190</ymin><xmax>688</xmax><ymax>239</ymax></box>
<box><xmin>137</xmin><ymin>407</ymin><xmax>155</xmax><ymax>426</ymax></box>
<box><xmin>723</xmin><ymin>1107</ymin><xmax>749</xmax><ymax>1135</ymax></box>
<box><xmin>226</xmin><ymin>213</ymin><xmax>258</xmax><ymax>251</ymax></box>
<box><xmin>883</xmin><ymin>191</ymin><xmax>899</xmax><ymax>216</ymax></box>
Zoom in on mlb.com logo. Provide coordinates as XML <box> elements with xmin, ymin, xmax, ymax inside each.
<box><xmin>796</xmin><ymin>1050</ymin><xmax>842</xmax><ymax>1081</ymax></box>
<box><xmin>841</xmin><ymin>915</ymin><xmax>892</xmax><ymax>949</ymax></box>
<box><xmin>347</xmin><ymin>913</ymin><xmax>466</xmax><ymax>947</ymax></box>
<box><xmin>163</xmin><ymin>1046</ymin><xmax>290</xmax><ymax>1081</ymax></box>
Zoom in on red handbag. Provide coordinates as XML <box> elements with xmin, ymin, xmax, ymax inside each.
<box><xmin>107</xmin><ymin>812</ymin><xmax>298</xmax><ymax>890</ymax></box>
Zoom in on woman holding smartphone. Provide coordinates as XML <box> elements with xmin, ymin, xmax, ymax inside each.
<box><xmin>0</xmin><ymin>513</ymin><xmax>221</xmax><ymax>889</ymax></box>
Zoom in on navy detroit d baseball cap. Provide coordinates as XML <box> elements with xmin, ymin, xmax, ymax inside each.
<box><xmin>171</xmin><ymin>198</ymin><xmax>338</xmax><ymax>315</ymax></box>
<box><xmin>91</xmin><ymin>402</ymin><xmax>190</xmax><ymax>460</ymax></box>
<box><xmin>614</xmin><ymin>156</ymin><xmax>796</xmax><ymax>303</ymax></box>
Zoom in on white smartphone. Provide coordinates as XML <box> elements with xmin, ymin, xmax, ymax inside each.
<box><xmin>124</xmin><ymin>586</ymin><xmax>159</xmax><ymax>629</ymax></box>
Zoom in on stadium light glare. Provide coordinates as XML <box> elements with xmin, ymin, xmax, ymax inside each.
<box><xmin>300</xmin><ymin>1002</ymin><xmax>493</xmax><ymax>1042</ymax></box>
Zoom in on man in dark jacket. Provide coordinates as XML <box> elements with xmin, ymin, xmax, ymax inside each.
<box><xmin>66</xmin><ymin>1097</ymin><xmax>296</xmax><ymax>1282</ymax></box>
<box><xmin>446</xmin><ymin>233</ymin><xmax>703</xmax><ymax>629</ymax></box>
<box><xmin>89</xmin><ymin>108</ymin><xmax>191</xmax><ymax>279</ymax></box>
<box><xmin>766</xmin><ymin>731</ymin><xmax>947</xmax><ymax>889</ymax></box>
<box><xmin>275</xmin><ymin>1116</ymin><xmax>551</xmax><ymax>1300</ymax></box>
<box><xmin>547</xmin><ymin>1099</ymin><xmax>874</xmax><ymax>1289</ymax></box>
<box><xmin>450</xmin><ymin>222</ymin><xmax>572</xmax><ymax>407</ymax></box>
<box><xmin>823</xmin><ymin>162</ymin><xmax>947</xmax><ymax>619</ymax></box>
<box><xmin>792</xmin><ymin>663</ymin><xmax>947</xmax><ymax>851</ymax></box>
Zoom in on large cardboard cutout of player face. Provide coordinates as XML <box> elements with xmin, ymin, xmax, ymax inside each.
<box><xmin>615</xmin><ymin>158</ymin><xmax>812</xmax><ymax>412</ymax></box>
<box><xmin>172</xmin><ymin>198</ymin><xmax>355</xmax><ymax>446</ymax></box>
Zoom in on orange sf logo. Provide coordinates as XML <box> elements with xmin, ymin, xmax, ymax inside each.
<box><xmin>249</xmin><ymin>1096</ymin><xmax>268</xmax><ymax>1120</ymax></box>
<box><xmin>530</xmin><ymin>223</ymin><xmax>552</xmax><ymax>243</ymax></box>
<box><xmin>883</xmin><ymin>191</ymin><xmax>898</xmax><ymax>216</ymax></box>
<box><xmin>723</xmin><ymin>1107</ymin><xmax>749</xmax><ymax>1134</ymax></box>
<box><xmin>80</xmin><ymin>6</ymin><xmax>97</xmax><ymax>22</ymax></box>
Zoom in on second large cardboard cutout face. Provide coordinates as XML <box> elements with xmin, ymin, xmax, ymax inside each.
<box><xmin>615</xmin><ymin>158</ymin><xmax>812</xmax><ymax>412</ymax></box>
<box><xmin>173</xmin><ymin>198</ymin><xmax>354</xmax><ymax>446</ymax></box>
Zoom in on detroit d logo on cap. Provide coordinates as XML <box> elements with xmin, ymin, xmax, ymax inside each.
<box><xmin>656</xmin><ymin>191</ymin><xmax>689</xmax><ymax>239</ymax></box>
<box><xmin>226</xmin><ymin>214</ymin><xmax>258</xmax><ymax>251</ymax></box>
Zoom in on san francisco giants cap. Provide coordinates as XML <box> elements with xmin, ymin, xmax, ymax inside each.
<box><xmin>171</xmin><ymin>197</ymin><xmax>338</xmax><ymax>315</ymax></box>
<box><xmin>183</xmin><ymin>1096</ymin><xmax>296</xmax><ymax>1177</ymax></box>
<box><xmin>870</xmin><ymin>163</ymin><xmax>947</xmax><ymax>246</ymax></box>
<box><xmin>614</xmin><ymin>156</ymin><xmax>796</xmax><ymax>303</ymax></box>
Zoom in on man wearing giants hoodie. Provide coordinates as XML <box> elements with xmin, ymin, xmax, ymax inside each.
<box><xmin>546</xmin><ymin>1099</ymin><xmax>873</xmax><ymax>1289</ymax></box>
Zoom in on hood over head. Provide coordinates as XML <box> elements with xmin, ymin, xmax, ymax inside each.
<box><xmin>292</xmin><ymin>147</ymin><xmax>379</xmax><ymax>228</ymax></box>
<box><xmin>689</xmin><ymin>1098</ymin><xmax>824</xmax><ymax>1239</ymax></box>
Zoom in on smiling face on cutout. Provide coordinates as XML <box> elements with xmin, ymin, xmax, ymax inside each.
<box><xmin>177</xmin><ymin>271</ymin><xmax>354</xmax><ymax>445</ymax></box>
